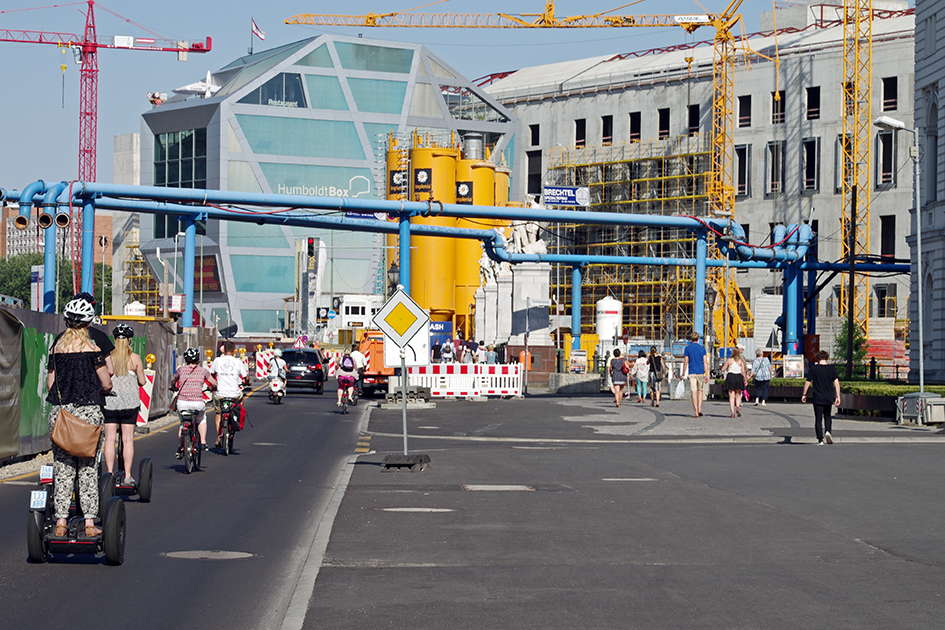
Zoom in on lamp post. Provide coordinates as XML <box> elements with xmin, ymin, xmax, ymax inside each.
<box><xmin>387</xmin><ymin>262</ymin><xmax>400</xmax><ymax>297</ymax></box>
<box><xmin>874</xmin><ymin>116</ymin><xmax>923</xmax><ymax>392</ymax></box>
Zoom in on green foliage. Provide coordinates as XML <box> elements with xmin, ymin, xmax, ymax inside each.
<box><xmin>834</xmin><ymin>322</ymin><xmax>868</xmax><ymax>378</ymax></box>
<box><xmin>0</xmin><ymin>253</ymin><xmax>110</xmax><ymax>314</ymax></box>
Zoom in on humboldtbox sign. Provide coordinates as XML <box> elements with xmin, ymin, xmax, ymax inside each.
<box><xmin>543</xmin><ymin>186</ymin><xmax>590</xmax><ymax>207</ymax></box>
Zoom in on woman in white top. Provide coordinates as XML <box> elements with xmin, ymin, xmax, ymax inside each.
<box><xmin>721</xmin><ymin>347</ymin><xmax>748</xmax><ymax>417</ymax></box>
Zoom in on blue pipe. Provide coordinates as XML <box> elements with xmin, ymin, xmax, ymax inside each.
<box><xmin>80</xmin><ymin>198</ymin><xmax>95</xmax><ymax>295</ymax></box>
<box><xmin>41</xmin><ymin>183</ymin><xmax>68</xmax><ymax>313</ymax></box>
<box><xmin>16</xmin><ymin>180</ymin><xmax>45</xmax><ymax>230</ymax></box>
<box><xmin>792</xmin><ymin>227</ymin><xmax>805</xmax><ymax>351</ymax></box>
<box><xmin>183</xmin><ymin>218</ymin><xmax>196</xmax><ymax>326</ymax></box>
<box><xmin>399</xmin><ymin>216</ymin><xmax>411</xmax><ymax>295</ymax></box>
<box><xmin>571</xmin><ymin>266</ymin><xmax>582</xmax><ymax>350</ymax></box>
<box><xmin>728</xmin><ymin>222</ymin><xmax>812</xmax><ymax>262</ymax></box>
<box><xmin>694</xmin><ymin>231</ymin><xmax>707</xmax><ymax>338</ymax></box>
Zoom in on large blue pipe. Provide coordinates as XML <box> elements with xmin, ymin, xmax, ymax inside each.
<box><xmin>15</xmin><ymin>180</ymin><xmax>45</xmax><ymax>231</ymax></box>
<box><xmin>80</xmin><ymin>198</ymin><xmax>95</xmax><ymax>295</ymax></box>
<box><xmin>183</xmin><ymin>218</ymin><xmax>196</xmax><ymax>326</ymax></box>
<box><xmin>571</xmin><ymin>266</ymin><xmax>582</xmax><ymax>350</ymax></box>
<box><xmin>694</xmin><ymin>231</ymin><xmax>708</xmax><ymax>338</ymax></box>
<box><xmin>41</xmin><ymin>183</ymin><xmax>68</xmax><ymax>312</ymax></box>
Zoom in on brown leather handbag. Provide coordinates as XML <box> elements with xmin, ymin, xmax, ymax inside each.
<box><xmin>49</xmin><ymin>352</ymin><xmax>102</xmax><ymax>459</ymax></box>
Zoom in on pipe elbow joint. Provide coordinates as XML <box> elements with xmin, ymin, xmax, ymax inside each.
<box><xmin>15</xmin><ymin>180</ymin><xmax>46</xmax><ymax>230</ymax></box>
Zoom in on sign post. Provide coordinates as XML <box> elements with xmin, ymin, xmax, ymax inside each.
<box><xmin>372</xmin><ymin>286</ymin><xmax>431</xmax><ymax>471</ymax></box>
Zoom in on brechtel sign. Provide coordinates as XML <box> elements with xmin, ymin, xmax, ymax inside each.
<box><xmin>543</xmin><ymin>186</ymin><xmax>590</xmax><ymax>207</ymax></box>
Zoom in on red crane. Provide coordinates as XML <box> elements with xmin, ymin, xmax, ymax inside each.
<box><xmin>0</xmin><ymin>0</ymin><xmax>211</xmax><ymax>285</ymax></box>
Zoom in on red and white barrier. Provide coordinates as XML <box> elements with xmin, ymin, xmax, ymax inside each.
<box><xmin>326</xmin><ymin>350</ymin><xmax>342</xmax><ymax>376</ymax></box>
<box><xmin>137</xmin><ymin>369</ymin><xmax>156</xmax><ymax>425</ymax></box>
<box><xmin>407</xmin><ymin>364</ymin><xmax>522</xmax><ymax>398</ymax></box>
<box><xmin>256</xmin><ymin>349</ymin><xmax>274</xmax><ymax>379</ymax></box>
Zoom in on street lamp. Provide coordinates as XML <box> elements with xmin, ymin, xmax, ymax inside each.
<box><xmin>874</xmin><ymin>115</ymin><xmax>923</xmax><ymax>392</ymax></box>
<box><xmin>387</xmin><ymin>262</ymin><xmax>400</xmax><ymax>296</ymax></box>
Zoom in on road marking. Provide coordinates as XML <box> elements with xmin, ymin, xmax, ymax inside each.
<box><xmin>463</xmin><ymin>484</ymin><xmax>534</xmax><ymax>492</ymax></box>
<box><xmin>602</xmin><ymin>477</ymin><xmax>659</xmax><ymax>482</ymax></box>
<box><xmin>379</xmin><ymin>507</ymin><xmax>456</xmax><ymax>513</ymax></box>
<box><xmin>253</xmin><ymin>443</ymin><xmax>286</xmax><ymax>446</ymax></box>
<box><xmin>0</xmin><ymin>480</ymin><xmax>35</xmax><ymax>486</ymax></box>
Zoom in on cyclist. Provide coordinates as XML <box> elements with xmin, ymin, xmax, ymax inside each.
<box><xmin>173</xmin><ymin>347</ymin><xmax>216</xmax><ymax>457</ymax></box>
<box><xmin>102</xmin><ymin>323</ymin><xmax>146</xmax><ymax>483</ymax></box>
<box><xmin>209</xmin><ymin>340</ymin><xmax>249</xmax><ymax>447</ymax></box>
<box><xmin>349</xmin><ymin>343</ymin><xmax>366</xmax><ymax>395</ymax></box>
<box><xmin>336</xmin><ymin>351</ymin><xmax>358</xmax><ymax>407</ymax></box>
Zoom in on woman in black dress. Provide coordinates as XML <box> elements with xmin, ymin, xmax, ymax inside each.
<box><xmin>609</xmin><ymin>349</ymin><xmax>628</xmax><ymax>407</ymax></box>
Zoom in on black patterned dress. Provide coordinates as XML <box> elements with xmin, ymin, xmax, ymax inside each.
<box><xmin>46</xmin><ymin>351</ymin><xmax>106</xmax><ymax>520</ymax></box>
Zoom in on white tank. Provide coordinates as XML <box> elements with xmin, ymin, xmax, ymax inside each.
<box><xmin>124</xmin><ymin>301</ymin><xmax>147</xmax><ymax>317</ymax></box>
<box><xmin>595</xmin><ymin>297</ymin><xmax>623</xmax><ymax>341</ymax></box>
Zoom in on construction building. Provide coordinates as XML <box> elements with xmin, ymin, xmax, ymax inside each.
<box><xmin>486</xmin><ymin>1</ymin><xmax>915</xmax><ymax>358</ymax></box>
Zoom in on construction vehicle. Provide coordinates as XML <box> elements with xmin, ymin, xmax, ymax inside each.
<box><xmin>357</xmin><ymin>330</ymin><xmax>396</xmax><ymax>397</ymax></box>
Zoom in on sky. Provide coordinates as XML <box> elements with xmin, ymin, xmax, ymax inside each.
<box><xmin>0</xmin><ymin>1</ymin><xmax>780</xmax><ymax>191</ymax></box>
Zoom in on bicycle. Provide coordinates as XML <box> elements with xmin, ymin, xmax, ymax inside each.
<box><xmin>179</xmin><ymin>408</ymin><xmax>202</xmax><ymax>473</ymax></box>
<box><xmin>218</xmin><ymin>398</ymin><xmax>241</xmax><ymax>456</ymax></box>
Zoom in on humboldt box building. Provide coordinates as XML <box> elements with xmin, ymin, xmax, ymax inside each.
<box><xmin>135</xmin><ymin>34</ymin><xmax>517</xmax><ymax>335</ymax></box>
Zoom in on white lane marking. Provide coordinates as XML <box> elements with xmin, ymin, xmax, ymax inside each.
<box><xmin>379</xmin><ymin>507</ymin><xmax>456</xmax><ymax>513</ymax></box>
<box><xmin>1</xmin><ymin>480</ymin><xmax>36</xmax><ymax>486</ymax></box>
<box><xmin>462</xmin><ymin>484</ymin><xmax>534</xmax><ymax>492</ymax></box>
<box><xmin>253</xmin><ymin>443</ymin><xmax>286</xmax><ymax>446</ymax></box>
<box><xmin>602</xmin><ymin>477</ymin><xmax>659</xmax><ymax>482</ymax></box>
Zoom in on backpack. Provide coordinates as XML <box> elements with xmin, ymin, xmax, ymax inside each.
<box><xmin>441</xmin><ymin>342</ymin><xmax>453</xmax><ymax>358</ymax></box>
<box><xmin>341</xmin><ymin>355</ymin><xmax>355</xmax><ymax>371</ymax></box>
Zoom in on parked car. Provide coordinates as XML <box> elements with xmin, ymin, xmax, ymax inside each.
<box><xmin>280</xmin><ymin>349</ymin><xmax>327</xmax><ymax>394</ymax></box>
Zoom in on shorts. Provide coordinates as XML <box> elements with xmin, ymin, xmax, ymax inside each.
<box><xmin>177</xmin><ymin>400</ymin><xmax>207</xmax><ymax>425</ymax></box>
<box><xmin>212</xmin><ymin>392</ymin><xmax>243</xmax><ymax>413</ymax></box>
<box><xmin>103</xmin><ymin>409</ymin><xmax>137</xmax><ymax>425</ymax></box>
<box><xmin>688</xmin><ymin>374</ymin><xmax>706</xmax><ymax>392</ymax></box>
<box><xmin>338</xmin><ymin>376</ymin><xmax>356</xmax><ymax>388</ymax></box>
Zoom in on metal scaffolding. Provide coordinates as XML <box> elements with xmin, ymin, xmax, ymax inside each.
<box><xmin>123</xmin><ymin>230</ymin><xmax>160</xmax><ymax>316</ymax></box>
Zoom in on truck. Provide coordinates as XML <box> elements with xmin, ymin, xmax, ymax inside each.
<box><xmin>357</xmin><ymin>330</ymin><xmax>396</xmax><ymax>397</ymax></box>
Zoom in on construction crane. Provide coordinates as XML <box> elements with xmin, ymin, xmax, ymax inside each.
<box><xmin>839</xmin><ymin>0</ymin><xmax>872</xmax><ymax>337</ymax></box>
<box><xmin>286</xmin><ymin>1</ymin><xmax>750</xmax><ymax>345</ymax></box>
<box><xmin>0</xmin><ymin>0</ymin><xmax>211</xmax><ymax>286</ymax></box>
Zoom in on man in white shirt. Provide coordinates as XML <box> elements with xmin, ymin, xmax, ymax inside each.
<box><xmin>210</xmin><ymin>341</ymin><xmax>249</xmax><ymax>446</ymax></box>
<box><xmin>350</xmin><ymin>343</ymin><xmax>367</xmax><ymax>394</ymax></box>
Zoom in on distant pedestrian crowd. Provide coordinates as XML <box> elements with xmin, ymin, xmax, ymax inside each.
<box><xmin>434</xmin><ymin>337</ymin><xmax>498</xmax><ymax>364</ymax></box>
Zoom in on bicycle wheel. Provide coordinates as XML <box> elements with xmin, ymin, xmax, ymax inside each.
<box><xmin>183</xmin><ymin>433</ymin><xmax>193</xmax><ymax>474</ymax></box>
<box><xmin>221</xmin><ymin>421</ymin><xmax>230</xmax><ymax>457</ymax></box>
<box><xmin>193</xmin><ymin>430</ymin><xmax>202</xmax><ymax>471</ymax></box>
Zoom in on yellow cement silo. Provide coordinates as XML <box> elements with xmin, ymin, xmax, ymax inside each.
<box><xmin>410</xmin><ymin>135</ymin><xmax>458</xmax><ymax>322</ymax></box>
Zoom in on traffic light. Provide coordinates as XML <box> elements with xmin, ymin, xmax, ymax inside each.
<box><xmin>307</xmin><ymin>237</ymin><xmax>315</xmax><ymax>257</ymax></box>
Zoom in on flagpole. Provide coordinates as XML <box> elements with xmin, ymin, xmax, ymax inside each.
<box><xmin>249</xmin><ymin>19</ymin><xmax>253</xmax><ymax>55</ymax></box>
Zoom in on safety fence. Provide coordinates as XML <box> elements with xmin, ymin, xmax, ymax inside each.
<box><xmin>407</xmin><ymin>364</ymin><xmax>522</xmax><ymax>398</ymax></box>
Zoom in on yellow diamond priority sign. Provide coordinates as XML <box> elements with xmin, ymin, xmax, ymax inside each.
<box><xmin>373</xmin><ymin>289</ymin><xmax>430</xmax><ymax>348</ymax></box>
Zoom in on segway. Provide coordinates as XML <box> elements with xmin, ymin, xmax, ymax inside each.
<box><xmin>100</xmin><ymin>427</ymin><xmax>153</xmax><ymax>501</ymax></box>
<box><xmin>27</xmin><ymin>464</ymin><xmax>126</xmax><ymax>565</ymax></box>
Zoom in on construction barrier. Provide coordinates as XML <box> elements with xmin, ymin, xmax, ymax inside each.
<box><xmin>408</xmin><ymin>364</ymin><xmax>522</xmax><ymax>398</ymax></box>
<box><xmin>137</xmin><ymin>369</ymin><xmax>156</xmax><ymax>426</ymax></box>
<box><xmin>256</xmin><ymin>349</ymin><xmax>274</xmax><ymax>379</ymax></box>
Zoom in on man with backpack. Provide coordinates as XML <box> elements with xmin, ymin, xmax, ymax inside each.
<box><xmin>336</xmin><ymin>351</ymin><xmax>358</xmax><ymax>407</ymax></box>
<box><xmin>440</xmin><ymin>339</ymin><xmax>455</xmax><ymax>363</ymax></box>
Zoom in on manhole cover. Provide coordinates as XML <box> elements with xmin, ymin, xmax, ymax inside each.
<box><xmin>162</xmin><ymin>550</ymin><xmax>256</xmax><ymax>560</ymax></box>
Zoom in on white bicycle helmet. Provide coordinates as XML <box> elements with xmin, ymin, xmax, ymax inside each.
<box><xmin>113</xmin><ymin>323</ymin><xmax>135</xmax><ymax>339</ymax></box>
<box><xmin>183</xmin><ymin>348</ymin><xmax>201</xmax><ymax>364</ymax></box>
<box><xmin>274</xmin><ymin>348</ymin><xmax>283</xmax><ymax>357</ymax></box>
<box><xmin>63</xmin><ymin>298</ymin><xmax>95</xmax><ymax>327</ymax></box>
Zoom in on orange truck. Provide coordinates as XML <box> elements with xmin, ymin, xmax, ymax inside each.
<box><xmin>358</xmin><ymin>330</ymin><xmax>396</xmax><ymax>396</ymax></box>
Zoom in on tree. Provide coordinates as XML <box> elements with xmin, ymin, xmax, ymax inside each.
<box><xmin>834</xmin><ymin>322</ymin><xmax>868</xmax><ymax>379</ymax></box>
<box><xmin>0</xmin><ymin>253</ymin><xmax>108</xmax><ymax>312</ymax></box>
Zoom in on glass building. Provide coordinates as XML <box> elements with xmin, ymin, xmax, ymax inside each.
<box><xmin>138</xmin><ymin>34</ymin><xmax>518</xmax><ymax>335</ymax></box>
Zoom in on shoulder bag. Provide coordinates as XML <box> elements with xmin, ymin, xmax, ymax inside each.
<box><xmin>49</xmin><ymin>352</ymin><xmax>102</xmax><ymax>459</ymax></box>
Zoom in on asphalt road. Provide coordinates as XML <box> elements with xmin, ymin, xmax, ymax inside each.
<box><xmin>0</xmin><ymin>385</ymin><xmax>364</xmax><ymax>629</ymax></box>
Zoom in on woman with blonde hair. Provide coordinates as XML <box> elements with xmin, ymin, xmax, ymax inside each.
<box><xmin>102</xmin><ymin>323</ymin><xmax>146</xmax><ymax>484</ymax></box>
<box><xmin>46</xmin><ymin>297</ymin><xmax>112</xmax><ymax>537</ymax></box>
<box><xmin>721</xmin><ymin>346</ymin><xmax>748</xmax><ymax>417</ymax></box>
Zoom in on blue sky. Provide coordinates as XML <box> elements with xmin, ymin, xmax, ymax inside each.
<box><xmin>0</xmin><ymin>1</ymin><xmax>775</xmax><ymax>190</ymax></box>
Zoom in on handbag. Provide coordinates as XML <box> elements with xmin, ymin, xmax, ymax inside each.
<box><xmin>49</xmin><ymin>353</ymin><xmax>102</xmax><ymax>459</ymax></box>
<box><xmin>621</xmin><ymin>359</ymin><xmax>629</xmax><ymax>374</ymax></box>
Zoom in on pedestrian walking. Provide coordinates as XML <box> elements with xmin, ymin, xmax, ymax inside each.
<box><xmin>801</xmin><ymin>350</ymin><xmax>841</xmax><ymax>445</ymax></box>
<box><xmin>485</xmin><ymin>344</ymin><xmax>498</xmax><ymax>364</ymax></box>
<box><xmin>647</xmin><ymin>346</ymin><xmax>664</xmax><ymax>407</ymax></box>
<box><xmin>632</xmin><ymin>350</ymin><xmax>649</xmax><ymax>403</ymax></box>
<box><xmin>440</xmin><ymin>339</ymin><xmax>455</xmax><ymax>363</ymax></box>
<box><xmin>750</xmin><ymin>350</ymin><xmax>772</xmax><ymax>405</ymax></box>
<box><xmin>683</xmin><ymin>332</ymin><xmax>710</xmax><ymax>417</ymax></box>
<box><xmin>722</xmin><ymin>347</ymin><xmax>748</xmax><ymax>417</ymax></box>
<box><xmin>609</xmin><ymin>349</ymin><xmax>628</xmax><ymax>407</ymax></box>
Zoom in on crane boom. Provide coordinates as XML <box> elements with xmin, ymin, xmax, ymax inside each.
<box><xmin>286</xmin><ymin>12</ymin><xmax>706</xmax><ymax>28</ymax></box>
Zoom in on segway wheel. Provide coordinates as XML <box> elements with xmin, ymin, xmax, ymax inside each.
<box><xmin>99</xmin><ymin>472</ymin><xmax>115</xmax><ymax>506</ymax></box>
<box><xmin>183</xmin><ymin>434</ymin><xmax>194</xmax><ymax>474</ymax></box>
<box><xmin>26</xmin><ymin>511</ymin><xmax>48</xmax><ymax>563</ymax></box>
<box><xmin>137</xmin><ymin>458</ymin><xmax>153</xmax><ymax>502</ymax></box>
<box><xmin>102</xmin><ymin>496</ymin><xmax>126</xmax><ymax>566</ymax></box>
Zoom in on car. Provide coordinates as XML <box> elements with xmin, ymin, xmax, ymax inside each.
<box><xmin>280</xmin><ymin>349</ymin><xmax>327</xmax><ymax>394</ymax></box>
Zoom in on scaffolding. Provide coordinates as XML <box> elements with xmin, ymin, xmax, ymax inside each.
<box><xmin>124</xmin><ymin>229</ymin><xmax>160</xmax><ymax>316</ymax></box>
<box><xmin>548</xmin><ymin>136</ymin><xmax>723</xmax><ymax>343</ymax></box>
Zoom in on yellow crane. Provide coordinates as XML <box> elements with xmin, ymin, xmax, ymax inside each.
<box><xmin>287</xmin><ymin>1</ymin><xmax>752</xmax><ymax>345</ymax></box>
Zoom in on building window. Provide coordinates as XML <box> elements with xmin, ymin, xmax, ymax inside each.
<box><xmin>575</xmin><ymin>118</ymin><xmax>586</xmax><ymax>148</ymax></box>
<box><xmin>771</xmin><ymin>91</ymin><xmax>785</xmax><ymax>124</ymax></box>
<box><xmin>880</xmin><ymin>214</ymin><xmax>896</xmax><ymax>260</ymax></box>
<box><xmin>835</xmin><ymin>134</ymin><xmax>853</xmax><ymax>193</ymax></box>
<box><xmin>765</xmin><ymin>141</ymin><xmax>785</xmax><ymax>195</ymax></box>
<box><xmin>601</xmin><ymin>115</ymin><xmax>613</xmax><ymax>146</ymax></box>
<box><xmin>737</xmin><ymin>287</ymin><xmax>751</xmax><ymax>322</ymax></box>
<box><xmin>734</xmin><ymin>144</ymin><xmax>751</xmax><ymax>198</ymax></box>
<box><xmin>237</xmin><ymin>73</ymin><xmax>306</xmax><ymax>108</ymax></box>
<box><xmin>875</xmin><ymin>283</ymin><xmax>897</xmax><ymax>318</ymax></box>
<box><xmin>529</xmin><ymin>124</ymin><xmax>540</xmax><ymax>146</ymax></box>
<box><xmin>527</xmin><ymin>150</ymin><xmax>542</xmax><ymax>197</ymax></box>
<box><xmin>153</xmin><ymin>128</ymin><xmax>208</xmax><ymax>238</ymax></box>
<box><xmin>658</xmin><ymin>108</ymin><xmax>670</xmax><ymax>139</ymax></box>
<box><xmin>875</xmin><ymin>130</ymin><xmax>896</xmax><ymax>188</ymax></box>
<box><xmin>925</xmin><ymin>14</ymin><xmax>937</xmax><ymax>58</ymax></box>
<box><xmin>882</xmin><ymin>77</ymin><xmax>898</xmax><ymax>112</ymax></box>
<box><xmin>806</xmin><ymin>86</ymin><xmax>821</xmax><ymax>120</ymax></box>
<box><xmin>688</xmin><ymin>104</ymin><xmax>700</xmax><ymax>135</ymax></box>
<box><xmin>629</xmin><ymin>111</ymin><xmax>641</xmax><ymax>142</ymax></box>
<box><xmin>738</xmin><ymin>95</ymin><xmax>752</xmax><ymax>127</ymax></box>
<box><xmin>801</xmin><ymin>137</ymin><xmax>820</xmax><ymax>193</ymax></box>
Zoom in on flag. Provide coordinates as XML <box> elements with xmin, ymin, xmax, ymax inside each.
<box><xmin>252</xmin><ymin>19</ymin><xmax>266</xmax><ymax>41</ymax></box>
